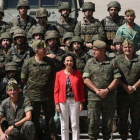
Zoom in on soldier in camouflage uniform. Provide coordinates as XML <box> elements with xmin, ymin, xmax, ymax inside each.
<box><xmin>115</xmin><ymin>38</ymin><xmax>140</xmax><ymax>140</ymax></box>
<box><xmin>28</xmin><ymin>8</ymin><xmax>56</xmax><ymax>40</ymax></box>
<box><xmin>0</xmin><ymin>6</ymin><xmax>11</xmax><ymax>36</ymax></box>
<box><xmin>11</xmin><ymin>0</ymin><xmax>36</xmax><ymax>33</ymax></box>
<box><xmin>6</xmin><ymin>29</ymin><xmax>35</xmax><ymax>68</ymax></box>
<box><xmin>101</xmin><ymin>1</ymin><xmax>125</xmax><ymax>52</ymax></box>
<box><xmin>60</xmin><ymin>32</ymin><xmax>74</xmax><ymax>52</ymax></box>
<box><xmin>21</xmin><ymin>40</ymin><xmax>56</xmax><ymax>140</ymax></box>
<box><xmin>74</xmin><ymin>2</ymin><xmax>105</xmax><ymax>52</ymax></box>
<box><xmin>83</xmin><ymin>40</ymin><xmax>121</xmax><ymax>140</ymax></box>
<box><xmin>45</xmin><ymin>30</ymin><xmax>65</xmax><ymax>71</ymax></box>
<box><xmin>54</xmin><ymin>2</ymin><xmax>77</xmax><ymax>46</ymax></box>
<box><xmin>0</xmin><ymin>78</ymin><xmax>35</xmax><ymax>140</ymax></box>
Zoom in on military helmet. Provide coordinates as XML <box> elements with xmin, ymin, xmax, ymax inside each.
<box><xmin>13</xmin><ymin>29</ymin><xmax>26</xmax><ymax>40</ymax></box>
<box><xmin>9</xmin><ymin>26</ymin><xmax>21</xmax><ymax>35</ymax></box>
<box><xmin>32</xmin><ymin>27</ymin><xmax>45</xmax><ymax>37</ymax></box>
<box><xmin>32</xmin><ymin>40</ymin><xmax>45</xmax><ymax>49</ymax></box>
<box><xmin>0</xmin><ymin>6</ymin><xmax>4</xmax><ymax>17</ymax></box>
<box><xmin>45</xmin><ymin>30</ymin><xmax>59</xmax><ymax>41</ymax></box>
<box><xmin>63</xmin><ymin>32</ymin><xmax>74</xmax><ymax>43</ymax></box>
<box><xmin>82</xmin><ymin>2</ymin><xmax>95</xmax><ymax>12</ymax></box>
<box><xmin>70</xmin><ymin>36</ymin><xmax>83</xmax><ymax>46</ymax></box>
<box><xmin>58</xmin><ymin>2</ymin><xmax>71</xmax><ymax>12</ymax></box>
<box><xmin>107</xmin><ymin>1</ymin><xmax>121</xmax><ymax>11</ymax></box>
<box><xmin>5</xmin><ymin>62</ymin><xmax>18</xmax><ymax>71</ymax></box>
<box><xmin>36</xmin><ymin>8</ymin><xmax>48</xmax><ymax>18</ymax></box>
<box><xmin>17</xmin><ymin>0</ymin><xmax>30</xmax><ymax>10</ymax></box>
<box><xmin>113</xmin><ymin>35</ymin><xmax>125</xmax><ymax>45</ymax></box>
<box><xmin>0</xmin><ymin>32</ymin><xmax>12</xmax><ymax>42</ymax></box>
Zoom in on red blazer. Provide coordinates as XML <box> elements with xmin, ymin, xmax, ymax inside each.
<box><xmin>54</xmin><ymin>69</ymin><xmax>85</xmax><ymax>104</ymax></box>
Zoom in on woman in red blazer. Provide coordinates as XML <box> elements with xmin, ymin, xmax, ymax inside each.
<box><xmin>54</xmin><ymin>53</ymin><xmax>85</xmax><ymax>140</ymax></box>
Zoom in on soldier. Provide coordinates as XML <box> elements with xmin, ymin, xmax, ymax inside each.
<box><xmin>11</xmin><ymin>0</ymin><xmax>36</xmax><ymax>33</ymax></box>
<box><xmin>101</xmin><ymin>1</ymin><xmax>125</xmax><ymax>52</ymax></box>
<box><xmin>0</xmin><ymin>6</ymin><xmax>11</xmax><ymax>36</ymax></box>
<box><xmin>28</xmin><ymin>8</ymin><xmax>56</xmax><ymax>40</ymax></box>
<box><xmin>60</xmin><ymin>32</ymin><xmax>74</xmax><ymax>52</ymax></box>
<box><xmin>0</xmin><ymin>78</ymin><xmax>35</xmax><ymax>140</ymax></box>
<box><xmin>115</xmin><ymin>38</ymin><xmax>140</xmax><ymax>140</ymax></box>
<box><xmin>21</xmin><ymin>40</ymin><xmax>56</xmax><ymax>140</ymax></box>
<box><xmin>74</xmin><ymin>2</ymin><xmax>105</xmax><ymax>52</ymax></box>
<box><xmin>45</xmin><ymin>30</ymin><xmax>65</xmax><ymax>71</ymax></box>
<box><xmin>6</xmin><ymin>29</ymin><xmax>35</xmax><ymax>67</ymax></box>
<box><xmin>83</xmin><ymin>40</ymin><xmax>121</xmax><ymax>140</ymax></box>
<box><xmin>55</xmin><ymin>2</ymin><xmax>77</xmax><ymax>46</ymax></box>
<box><xmin>116</xmin><ymin>9</ymin><xmax>140</xmax><ymax>54</ymax></box>
<box><xmin>9</xmin><ymin>26</ymin><xmax>21</xmax><ymax>37</ymax></box>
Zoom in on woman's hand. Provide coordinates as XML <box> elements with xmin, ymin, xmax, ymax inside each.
<box><xmin>79</xmin><ymin>103</ymin><xmax>84</xmax><ymax>112</ymax></box>
<box><xmin>55</xmin><ymin>104</ymin><xmax>61</xmax><ymax>113</ymax></box>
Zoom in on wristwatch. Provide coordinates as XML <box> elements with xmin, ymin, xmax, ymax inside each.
<box><xmin>12</xmin><ymin>123</ymin><xmax>16</xmax><ymax>128</ymax></box>
<box><xmin>132</xmin><ymin>85</ymin><xmax>136</xmax><ymax>91</ymax></box>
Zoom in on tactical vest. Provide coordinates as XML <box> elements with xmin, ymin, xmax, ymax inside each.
<box><xmin>80</xmin><ymin>18</ymin><xmax>100</xmax><ymax>43</ymax></box>
<box><xmin>0</xmin><ymin>21</ymin><xmax>10</xmax><ymax>36</ymax></box>
<box><xmin>56</xmin><ymin>18</ymin><xmax>76</xmax><ymax>45</ymax></box>
<box><xmin>103</xmin><ymin>16</ymin><xmax>125</xmax><ymax>41</ymax></box>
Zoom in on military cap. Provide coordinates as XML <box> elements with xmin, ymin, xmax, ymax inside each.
<box><xmin>13</xmin><ymin>29</ymin><xmax>26</xmax><ymax>40</ymax></box>
<box><xmin>93</xmin><ymin>40</ymin><xmax>106</xmax><ymax>49</ymax></box>
<box><xmin>58</xmin><ymin>2</ymin><xmax>71</xmax><ymax>12</ymax></box>
<box><xmin>82</xmin><ymin>2</ymin><xmax>95</xmax><ymax>12</ymax></box>
<box><xmin>0</xmin><ymin>32</ymin><xmax>12</xmax><ymax>42</ymax></box>
<box><xmin>36</xmin><ymin>8</ymin><xmax>48</xmax><ymax>18</ymax></box>
<box><xmin>9</xmin><ymin>26</ymin><xmax>21</xmax><ymax>35</ymax></box>
<box><xmin>6</xmin><ymin>78</ymin><xmax>18</xmax><ymax>90</ymax></box>
<box><xmin>32</xmin><ymin>27</ymin><xmax>45</xmax><ymax>37</ymax></box>
<box><xmin>113</xmin><ymin>35</ymin><xmax>125</xmax><ymax>45</ymax></box>
<box><xmin>0</xmin><ymin>6</ymin><xmax>4</xmax><ymax>17</ymax></box>
<box><xmin>125</xmin><ymin>8</ymin><xmax>135</xmax><ymax>16</ymax></box>
<box><xmin>32</xmin><ymin>40</ymin><xmax>45</xmax><ymax>49</ymax></box>
<box><xmin>45</xmin><ymin>30</ymin><xmax>59</xmax><ymax>41</ymax></box>
<box><xmin>122</xmin><ymin>38</ymin><xmax>133</xmax><ymax>46</ymax></box>
<box><xmin>70</xmin><ymin>36</ymin><xmax>83</xmax><ymax>46</ymax></box>
<box><xmin>17</xmin><ymin>0</ymin><xmax>30</xmax><ymax>10</ymax></box>
<box><xmin>5</xmin><ymin>62</ymin><xmax>18</xmax><ymax>71</ymax></box>
<box><xmin>63</xmin><ymin>32</ymin><xmax>74</xmax><ymax>43</ymax></box>
<box><xmin>107</xmin><ymin>1</ymin><xmax>121</xmax><ymax>11</ymax></box>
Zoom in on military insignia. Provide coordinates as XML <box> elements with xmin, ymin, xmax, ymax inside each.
<box><xmin>116</xmin><ymin>65</ymin><xmax>119</xmax><ymax>67</ymax></box>
<box><xmin>27</xmin><ymin>100</ymin><xmax>31</xmax><ymax>103</ymax></box>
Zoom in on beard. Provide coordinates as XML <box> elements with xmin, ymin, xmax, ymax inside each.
<box><xmin>61</xmin><ymin>13</ymin><xmax>69</xmax><ymax>18</ymax></box>
<box><xmin>110</xmin><ymin>13</ymin><xmax>118</xmax><ymax>19</ymax></box>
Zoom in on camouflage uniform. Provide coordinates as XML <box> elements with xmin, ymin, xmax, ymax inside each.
<box><xmin>6</xmin><ymin>29</ymin><xmax>35</xmax><ymax>67</ymax></box>
<box><xmin>0</xmin><ymin>79</ymin><xmax>35</xmax><ymax>140</ymax></box>
<box><xmin>21</xmin><ymin>40</ymin><xmax>56</xmax><ymax>140</ymax></box>
<box><xmin>74</xmin><ymin>2</ymin><xmax>105</xmax><ymax>50</ymax></box>
<box><xmin>83</xmin><ymin>40</ymin><xmax>121</xmax><ymax>140</ymax></box>
<box><xmin>11</xmin><ymin>0</ymin><xmax>36</xmax><ymax>33</ymax></box>
<box><xmin>101</xmin><ymin>1</ymin><xmax>125</xmax><ymax>50</ymax></box>
<box><xmin>0</xmin><ymin>6</ymin><xmax>11</xmax><ymax>36</ymax></box>
<box><xmin>115</xmin><ymin>39</ymin><xmax>140</xmax><ymax>139</ymax></box>
<box><xmin>54</xmin><ymin>2</ymin><xmax>77</xmax><ymax>45</ymax></box>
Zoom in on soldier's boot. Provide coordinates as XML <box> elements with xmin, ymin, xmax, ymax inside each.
<box><xmin>121</xmin><ymin>135</ymin><xmax>127</xmax><ymax>140</ymax></box>
<box><xmin>89</xmin><ymin>138</ymin><xmax>97</xmax><ymax>140</ymax></box>
<box><xmin>112</xmin><ymin>116</ymin><xmax>118</xmax><ymax>133</ymax></box>
<box><xmin>50</xmin><ymin>133</ymin><xmax>57</xmax><ymax>140</ymax></box>
<box><xmin>132</xmin><ymin>137</ymin><xmax>138</xmax><ymax>140</ymax></box>
<box><xmin>103</xmin><ymin>135</ymin><xmax>110</xmax><ymax>140</ymax></box>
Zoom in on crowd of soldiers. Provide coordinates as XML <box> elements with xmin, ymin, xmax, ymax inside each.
<box><xmin>0</xmin><ymin>0</ymin><xmax>140</xmax><ymax>140</ymax></box>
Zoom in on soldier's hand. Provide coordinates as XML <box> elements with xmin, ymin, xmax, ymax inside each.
<box><xmin>1</xmin><ymin>133</ymin><xmax>8</xmax><ymax>140</ymax></box>
<box><xmin>55</xmin><ymin>104</ymin><xmax>61</xmax><ymax>113</ymax></box>
<box><xmin>47</xmin><ymin>54</ymin><xmax>56</xmax><ymax>59</ymax></box>
<box><xmin>127</xmin><ymin>85</ymin><xmax>134</xmax><ymax>94</ymax></box>
<box><xmin>5</xmin><ymin>126</ymin><xmax>14</xmax><ymax>135</ymax></box>
<box><xmin>86</xmin><ymin>43</ymin><xmax>93</xmax><ymax>49</ymax></box>
<box><xmin>98</xmin><ymin>89</ymin><xmax>109</xmax><ymax>98</ymax></box>
<box><xmin>79</xmin><ymin>103</ymin><xmax>84</xmax><ymax>112</ymax></box>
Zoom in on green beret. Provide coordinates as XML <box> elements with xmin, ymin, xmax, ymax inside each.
<box><xmin>6</xmin><ymin>78</ymin><xmax>18</xmax><ymax>90</ymax></box>
<box><xmin>93</xmin><ymin>40</ymin><xmax>106</xmax><ymax>49</ymax></box>
<box><xmin>125</xmin><ymin>8</ymin><xmax>135</xmax><ymax>16</ymax></box>
<box><xmin>32</xmin><ymin>40</ymin><xmax>45</xmax><ymax>49</ymax></box>
<box><xmin>123</xmin><ymin>38</ymin><xmax>133</xmax><ymax>46</ymax></box>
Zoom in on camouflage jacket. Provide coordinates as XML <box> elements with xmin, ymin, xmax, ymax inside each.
<box><xmin>83</xmin><ymin>56</ymin><xmax>121</xmax><ymax>101</ymax></box>
<box><xmin>0</xmin><ymin>95</ymin><xmax>33</xmax><ymax>126</ymax></box>
<box><xmin>21</xmin><ymin>56</ymin><xmax>56</xmax><ymax>101</ymax></box>
<box><xmin>11</xmin><ymin>15</ymin><xmax>37</xmax><ymax>33</ymax></box>
<box><xmin>0</xmin><ymin>21</ymin><xmax>11</xmax><ymax>36</ymax></box>
<box><xmin>101</xmin><ymin>16</ymin><xmax>125</xmax><ymax>45</ymax></box>
<box><xmin>74</xmin><ymin>17</ymin><xmax>105</xmax><ymax>43</ymax></box>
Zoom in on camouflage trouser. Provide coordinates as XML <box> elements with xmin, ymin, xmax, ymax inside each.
<box><xmin>1</xmin><ymin>120</ymin><xmax>35</xmax><ymax>140</ymax></box>
<box><xmin>31</xmin><ymin>101</ymin><xmax>56</xmax><ymax>140</ymax></box>
<box><xmin>117</xmin><ymin>98</ymin><xmax>140</xmax><ymax>138</ymax></box>
<box><xmin>88</xmin><ymin>101</ymin><xmax>114</xmax><ymax>139</ymax></box>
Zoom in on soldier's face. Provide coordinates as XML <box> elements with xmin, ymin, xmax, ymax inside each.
<box><xmin>15</xmin><ymin>36</ymin><xmax>24</xmax><ymax>45</ymax></box>
<box><xmin>38</xmin><ymin>16</ymin><xmax>47</xmax><ymax>25</ymax></box>
<box><xmin>84</xmin><ymin>9</ymin><xmax>93</xmax><ymax>18</ymax></box>
<box><xmin>109</xmin><ymin>7</ymin><xmax>119</xmax><ymax>18</ymax></box>
<box><xmin>61</xmin><ymin>9</ymin><xmax>70</xmax><ymax>18</ymax></box>
<box><xmin>65</xmin><ymin>38</ymin><xmax>71</xmax><ymax>47</ymax></box>
<box><xmin>36</xmin><ymin>47</ymin><xmax>46</xmax><ymax>57</ymax></box>
<box><xmin>48</xmin><ymin>38</ymin><xmax>57</xmax><ymax>48</ymax></box>
<box><xmin>64</xmin><ymin>56</ymin><xmax>74</xmax><ymax>69</ymax></box>
<box><xmin>115</xmin><ymin>42</ymin><xmax>123</xmax><ymax>52</ymax></box>
<box><xmin>19</xmin><ymin>6</ymin><xmax>28</xmax><ymax>16</ymax></box>
<box><xmin>34</xmin><ymin>34</ymin><xmax>44</xmax><ymax>40</ymax></box>
<box><xmin>7</xmin><ymin>71</ymin><xmax>16</xmax><ymax>79</ymax></box>
<box><xmin>123</xmin><ymin>45</ymin><xmax>134</xmax><ymax>55</ymax></box>
<box><xmin>125</xmin><ymin>14</ymin><xmax>135</xmax><ymax>23</ymax></box>
<box><xmin>93</xmin><ymin>47</ymin><xmax>104</xmax><ymax>58</ymax></box>
<box><xmin>7</xmin><ymin>88</ymin><xmax>19</xmax><ymax>98</ymax></box>
<box><xmin>2</xmin><ymin>39</ymin><xmax>11</xmax><ymax>48</ymax></box>
<box><xmin>73</xmin><ymin>42</ymin><xmax>81</xmax><ymax>51</ymax></box>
